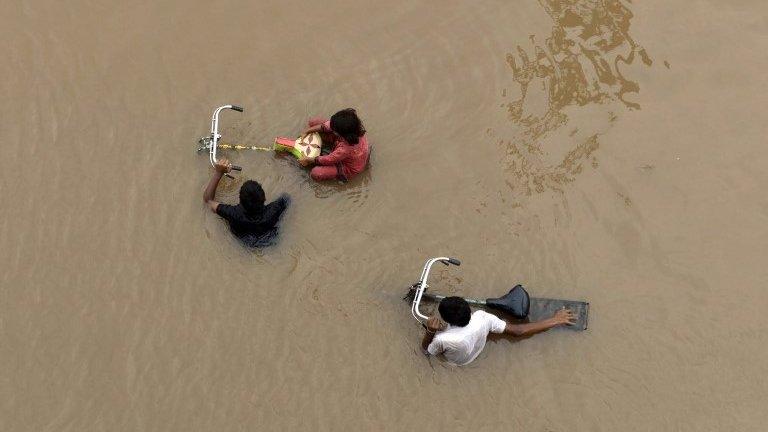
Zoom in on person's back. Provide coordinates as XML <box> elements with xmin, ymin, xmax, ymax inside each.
<box><xmin>216</xmin><ymin>193</ymin><xmax>290</xmax><ymax>246</ymax></box>
<box><xmin>422</xmin><ymin>296</ymin><xmax>575</xmax><ymax>366</ymax></box>
<box><xmin>428</xmin><ymin>310</ymin><xmax>506</xmax><ymax>365</ymax></box>
<box><xmin>342</xmin><ymin>135</ymin><xmax>369</xmax><ymax>178</ymax></box>
<box><xmin>203</xmin><ymin>159</ymin><xmax>290</xmax><ymax>247</ymax></box>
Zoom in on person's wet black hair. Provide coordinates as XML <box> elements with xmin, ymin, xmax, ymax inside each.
<box><xmin>240</xmin><ymin>180</ymin><xmax>265</xmax><ymax>215</ymax></box>
<box><xmin>330</xmin><ymin>108</ymin><xmax>365</xmax><ymax>145</ymax></box>
<box><xmin>438</xmin><ymin>296</ymin><xmax>472</xmax><ymax>327</ymax></box>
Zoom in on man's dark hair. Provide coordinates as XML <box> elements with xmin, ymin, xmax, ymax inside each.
<box><xmin>330</xmin><ymin>108</ymin><xmax>366</xmax><ymax>145</ymax></box>
<box><xmin>240</xmin><ymin>180</ymin><xmax>265</xmax><ymax>214</ymax></box>
<box><xmin>438</xmin><ymin>296</ymin><xmax>472</xmax><ymax>327</ymax></box>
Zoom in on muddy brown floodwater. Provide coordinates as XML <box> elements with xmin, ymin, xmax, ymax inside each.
<box><xmin>2</xmin><ymin>0</ymin><xmax>768</xmax><ymax>431</ymax></box>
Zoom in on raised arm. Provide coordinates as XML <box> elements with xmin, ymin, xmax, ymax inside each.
<box><xmin>303</xmin><ymin>119</ymin><xmax>331</xmax><ymax>136</ymax></box>
<box><xmin>299</xmin><ymin>143</ymin><xmax>352</xmax><ymax>167</ymax></box>
<box><xmin>203</xmin><ymin>158</ymin><xmax>232</xmax><ymax>213</ymax></box>
<box><xmin>302</xmin><ymin>123</ymin><xmax>324</xmax><ymax>136</ymax></box>
<box><xmin>421</xmin><ymin>316</ymin><xmax>446</xmax><ymax>352</ymax></box>
<box><xmin>504</xmin><ymin>308</ymin><xmax>575</xmax><ymax>337</ymax></box>
<box><xmin>315</xmin><ymin>144</ymin><xmax>352</xmax><ymax>165</ymax></box>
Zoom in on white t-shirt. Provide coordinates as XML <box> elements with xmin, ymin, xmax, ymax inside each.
<box><xmin>427</xmin><ymin>310</ymin><xmax>507</xmax><ymax>366</ymax></box>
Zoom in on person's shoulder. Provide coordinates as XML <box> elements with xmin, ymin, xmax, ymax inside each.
<box><xmin>475</xmin><ymin>309</ymin><xmax>504</xmax><ymax>320</ymax></box>
<box><xmin>426</xmin><ymin>337</ymin><xmax>443</xmax><ymax>355</ymax></box>
<box><xmin>473</xmin><ymin>310</ymin><xmax>507</xmax><ymax>333</ymax></box>
<box><xmin>275</xmin><ymin>193</ymin><xmax>291</xmax><ymax>205</ymax></box>
<box><xmin>216</xmin><ymin>203</ymin><xmax>243</xmax><ymax>220</ymax></box>
<box><xmin>354</xmin><ymin>136</ymin><xmax>370</xmax><ymax>153</ymax></box>
<box><xmin>471</xmin><ymin>310</ymin><xmax>500</xmax><ymax>325</ymax></box>
<box><xmin>266</xmin><ymin>193</ymin><xmax>291</xmax><ymax>211</ymax></box>
<box><xmin>334</xmin><ymin>139</ymin><xmax>354</xmax><ymax>149</ymax></box>
<box><xmin>432</xmin><ymin>330</ymin><xmax>451</xmax><ymax>344</ymax></box>
<box><xmin>358</xmin><ymin>134</ymin><xmax>370</xmax><ymax>147</ymax></box>
<box><xmin>215</xmin><ymin>203</ymin><xmax>234</xmax><ymax>215</ymax></box>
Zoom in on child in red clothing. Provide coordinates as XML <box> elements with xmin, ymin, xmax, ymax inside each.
<box><xmin>299</xmin><ymin>108</ymin><xmax>370</xmax><ymax>182</ymax></box>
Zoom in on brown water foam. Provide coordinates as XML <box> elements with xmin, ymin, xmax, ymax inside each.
<box><xmin>499</xmin><ymin>0</ymin><xmax>653</xmax><ymax>198</ymax></box>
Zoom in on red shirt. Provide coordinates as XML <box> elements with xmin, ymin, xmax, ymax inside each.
<box><xmin>315</xmin><ymin>120</ymin><xmax>370</xmax><ymax>179</ymax></box>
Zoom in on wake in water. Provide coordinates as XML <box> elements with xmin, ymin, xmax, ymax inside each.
<box><xmin>501</xmin><ymin>0</ymin><xmax>653</xmax><ymax>196</ymax></box>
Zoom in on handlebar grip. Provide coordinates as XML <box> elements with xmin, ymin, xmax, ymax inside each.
<box><xmin>231</xmin><ymin>105</ymin><xmax>244</xmax><ymax>112</ymax></box>
<box><xmin>231</xmin><ymin>165</ymin><xmax>242</xmax><ymax>171</ymax></box>
<box><xmin>447</xmin><ymin>258</ymin><xmax>461</xmax><ymax>266</ymax></box>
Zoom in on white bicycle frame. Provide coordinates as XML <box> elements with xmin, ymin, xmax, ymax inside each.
<box><xmin>208</xmin><ymin>104</ymin><xmax>244</xmax><ymax>168</ymax></box>
<box><xmin>410</xmin><ymin>256</ymin><xmax>461</xmax><ymax>323</ymax></box>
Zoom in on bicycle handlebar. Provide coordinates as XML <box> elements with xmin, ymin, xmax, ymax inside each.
<box><xmin>209</xmin><ymin>104</ymin><xmax>244</xmax><ymax>172</ymax></box>
<box><xmin>411</xmin><ymin>256</ymin><xmax>461</xmax><ymax>322</ymax></box>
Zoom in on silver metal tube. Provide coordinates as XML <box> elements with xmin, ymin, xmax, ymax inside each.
<box><xmin>208</xmin><ymin>105</ymin><xmax>239</xmax><ymax>167</ymax></box>
<box><xmin>411</xmin><ymin>257</ymin><xmax>452</xmax><ymax>322</ymax></box>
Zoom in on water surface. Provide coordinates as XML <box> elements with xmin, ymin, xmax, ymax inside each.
<box><xmin>2</xmin><ymin>0</ymin><xmax>768</xmax><ymax>430</ymax></box>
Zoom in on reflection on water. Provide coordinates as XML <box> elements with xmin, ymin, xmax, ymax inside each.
<box><xmin>502</xmin><ymin>0</ymin><xmax>652</xmax><ymax>195</ymax></box>
<box><xmin>310</xmin><ymin>166</ymin><xmax>373</xmax><ymax>202</ymax></box>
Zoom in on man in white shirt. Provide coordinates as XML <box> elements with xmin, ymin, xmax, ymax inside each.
<box><xmin>422</xmin><ymin>296</ymin><xmax>575</xmax><ymax>366</ymax></box>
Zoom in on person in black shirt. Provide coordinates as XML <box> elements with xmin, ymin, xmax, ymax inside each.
<box><xmin>203</xmin><ymin>158</ymin><xmax>290</xmax><ymax>247</ymax></box>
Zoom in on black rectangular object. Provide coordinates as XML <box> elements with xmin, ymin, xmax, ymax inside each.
<box><xmin>529</xmin><ymin>298</ymin><xmax>589</xmax><ymax>331</ymax></box>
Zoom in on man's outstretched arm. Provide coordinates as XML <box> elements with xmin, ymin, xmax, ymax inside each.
<box><xmin>504</xmin><ymin>308</ymin><xmax>576</xmax><ymax>337</ymax></box>
<box><xmin>203</xmin><ymin>158</ymin><xmax>232</xmax><ymax>213</ymax></box>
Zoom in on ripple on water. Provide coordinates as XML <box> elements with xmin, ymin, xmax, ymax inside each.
<box><xmin>499</xmin><ymin>0</ymin><xmax>653</xmax><ymax>198</ymax></box>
